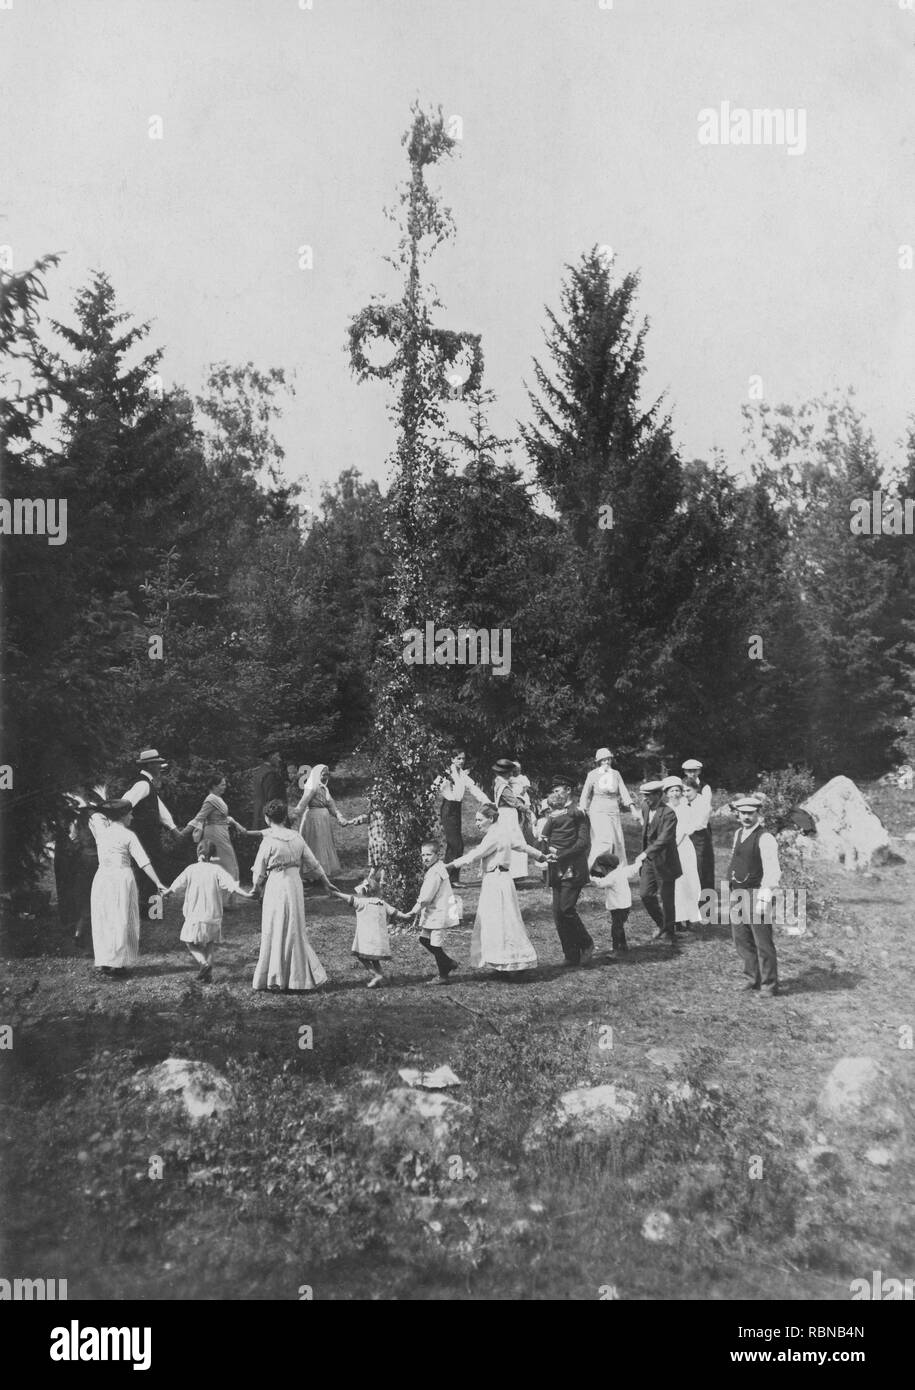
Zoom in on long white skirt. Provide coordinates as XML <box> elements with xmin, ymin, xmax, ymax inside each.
<box><xmin>253</xmin><ymin>867</ymin><xmax>327</xmax><ymax>991</ymax></box>
<box><xmin>91</xmin><ymin>866</ymin><xmax>140</xmax><ymax>969</ymax></box>
<box><xmin>470</xmin><ymin>870</ymin><xmax>537</xmax><ymax>972</ymax></box>
<box><xmin>497</xmin><ymin>807</ymin><xmax>528</xmax><ymax>880</ymax></box>
<box><xmin>675</xmin><ymin>835</ymin><xmax>701</xmax><ymax>923</ymax></box>
<box><xmin>587</xmin><ymin>796</ymin><xmax>627</xmax><ymax>867</ymax></box>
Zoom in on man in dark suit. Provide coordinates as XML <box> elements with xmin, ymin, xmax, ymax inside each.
<box><xmin>634</xmin><ymin>777</ymin><xmax>682</xmax><ymax>947</ymax></box>
<box><xmin>250</xmin><ymin>748</ymin><xmax>286</xmax><ymax>831</ymax></box>
<box><xmin>539</xmin><ymin>776</ymin><xmax>594</xmax><ymax>966</ymax></box>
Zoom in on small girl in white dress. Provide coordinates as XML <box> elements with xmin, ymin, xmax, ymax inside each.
<box><xmin>330</xmin><ymin>874</ymin><xmax>404</xmax><ymax>987</ymax></box>
<box><xmin>165</xmin><ymin>844</ymin><xmax>252</xmax><ymax>981</ymax></box>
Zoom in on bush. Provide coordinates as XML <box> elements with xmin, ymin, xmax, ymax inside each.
<box><xmin>755</xmin><ymin>764</ymin><xmax>816</xmax><ymax>833</ymax></box>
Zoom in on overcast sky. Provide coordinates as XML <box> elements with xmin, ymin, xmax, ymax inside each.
<box><xmin>2</xmin><ymin>0</ymin><xmax>913</xmax><ymax>506</ymax></box>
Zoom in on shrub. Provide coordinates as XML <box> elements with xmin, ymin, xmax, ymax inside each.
<box><xmin>755</xmin><ymin>764</ymin><xmax>816</xmax><ymax>833</ymax></box>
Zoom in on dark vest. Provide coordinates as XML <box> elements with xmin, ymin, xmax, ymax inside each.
<box><xmin>130</xmin><ymin>774</ymin><xmax>162</xmax><ymax>849</ymax></box>
<box><xmin>729</xmin><ymin>824</ymin><xmax>763</xmax><ymax>888</ymax></box>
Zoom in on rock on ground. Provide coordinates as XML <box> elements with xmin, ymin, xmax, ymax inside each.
<box><xmin>798</xmin><ymin>776</ymin><xmax>890</xmax><ymax>870</ymax></box>
<box><xmin>138</xmin><ymin>1058</ymin><xmax>235</xmax><ymax>1122</ymax></box>
<box><xmin>524</xmin><ymin>1083</ymin><xmax>640</xmax><ymax>1149</ymax></box>
<box><xmin>360</xmin><ymin>1088</ymin><xmax>470</xmax><ymax>1158</ymax></box>
<box><xmin>816</xmin><ymin>1057</ymin><xmax>903</xmax><ymax>1140</ymax></box>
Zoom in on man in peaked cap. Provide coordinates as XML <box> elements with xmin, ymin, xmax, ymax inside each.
<box><xmin>123</xmin><ymin>749</ymin><xmax>178</xmax><ymax>918</ymax></box>
<box><xmin>633</xmin><ymin>778</ymin><xmax>681</xmax><ymax>947</ymax></box>
<box><xmin>728</xmin><ymin>795</ymin><xmax>782</xmax><ymax>997</ymax></box>
<box><xmin>682</xmin><ymin>758</ymin><xmax>715</xmax><ymax>890</ymax></box>
<box><xmin>539</xmin><ymin>773</ymin><xmax>594</xmax><ymax>966</ymax></box>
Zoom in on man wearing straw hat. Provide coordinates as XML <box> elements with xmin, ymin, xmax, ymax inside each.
<box><xmin>124</xmin><ymin>749</ymin><xmax>179</xmax><ymax>918</ymax></box>
<box><xmin>728</xmin><ymin>794</ymin><xmax>781</xmax><ymax>998</ymax></box>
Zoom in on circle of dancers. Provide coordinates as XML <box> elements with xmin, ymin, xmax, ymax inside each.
<box><xmin>58</xmin><ymin>744</ymin><xmax>783</xmax><ymax>1000</ymax></box>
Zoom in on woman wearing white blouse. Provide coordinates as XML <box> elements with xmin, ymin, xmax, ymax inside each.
<box><xmin>89</xmin><ymin>799</ymin><xmax>168</xmax><ymax>976</ymax></box>
<box><xmin>445</xmin><ymin>802</ymin><xmax>549</xmax><ymax>972</ymax></box>
<box><xmin>579</xmin><ymin>748</ymin><xmax>640</xmax><ymax>867</ymax></box>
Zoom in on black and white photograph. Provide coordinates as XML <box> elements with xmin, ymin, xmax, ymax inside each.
<box><xmin>1</xmin><ymin>0</ymin><xmax>913</xmax><ymax>1346</ymax></box>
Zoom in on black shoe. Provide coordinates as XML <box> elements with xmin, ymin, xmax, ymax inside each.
<box><xmin>562</xmin><ymin>957</ymin><xmax>580</xmax><ymax>967</ymax></box>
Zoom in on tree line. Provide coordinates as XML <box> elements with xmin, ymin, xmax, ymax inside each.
<box><xmin>2</xmin><ymin>115</ymin><xmax>913</xmax><ymax>895</ymax></box>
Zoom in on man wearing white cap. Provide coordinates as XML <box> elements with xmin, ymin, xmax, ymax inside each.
<box><xmin>633</xmin><ymin>779</ymin><xmax>681</xmax><ymax>946</ymax></box>
<box><xmin>728</xmin><ymin>795</ymin><xmax>781</xmax><ymax>997</ymax></box>
<box><xmin>124</xmin><ymin>749</ymin><xmax>178</xmax><ymax>917</ymax></box>
<box><xmin>682</xmin><ymin>759</ymin><xmax>714</xmax><ymax>890</ymax></box>
<box><xmin>579</xmin><ymin>748</ymin><xmax>639</xmax><ymax>868</ymax></box>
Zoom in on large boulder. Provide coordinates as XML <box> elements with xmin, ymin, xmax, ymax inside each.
<box><xmin>524</xmin><ymin>1083</ymin><xmax>641</xmax><ymax>1150</ymax></box>
<box><xmin>816</xmin><ymin>1057</ymin><xmax>903</xmax><ymax>1141</ymax></box>
<box><xmin>797</xmin><ymin>776</ymin><xmax>890</xmax><ymax>870</ymax></box>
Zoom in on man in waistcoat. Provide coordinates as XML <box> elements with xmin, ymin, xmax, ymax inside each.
<box><xmin>634</xmin><ymin>778</ymin><xmax>681</xmax><ymax>947</ymax></box>
<box><xmin>728</xmin><ymin>794</ymin><xmax>782</xmax><ymax>997</ymax></box>
<box><xmin>539</xmin><ymin>775</ymin><xmax>594</xmax><ymax>966</ymax></box>
<box><xmin>124</xmin><ymin>749</ymin><xmax>178</xmax><ymax>918</ymax></box>
<box><xmin>682</xmin><ymin>758</ymin><xmax>715</xmax><ymax>890</ymax></box>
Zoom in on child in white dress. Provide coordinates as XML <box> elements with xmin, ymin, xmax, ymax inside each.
<box><xmin>165</xmin><ymin>844</ymin><xmax>252</xmax><ymax>981</ymax></box>
<box><xmin>589</xmin><ymin>851</ymin><xmax>636</xmax><ymax>953</ymax></box>
<box><xmin>330</xmin><ymin>874</ymin><xmax>403</xmax><ymax>987</ymax></box>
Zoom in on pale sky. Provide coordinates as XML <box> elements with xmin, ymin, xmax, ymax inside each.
<box><xmin>2</xmin><ymin>0</ymin><xmax>913</xmax><ymax>506</ymax></box>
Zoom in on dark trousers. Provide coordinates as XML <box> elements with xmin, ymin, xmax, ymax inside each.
<box><xmin>640</xmin><ymin>874</ymin><xmax>676</xmax><ymax>939</ymax></box>
<box><xmin>551</xmin><ymin>881</ymin><xmax>593</xmax><ymax>963</ymax></box>
<box><xmin>691</xmin><ymin>827</ymin><xmax>715</xmax><ymax>891</ymax></box>
<box><xmin>440</xmin><ymin>800</ymin><xmax>463</xmax><ymax>885</ymax></box>
<box><xmin>609</xmin><ymin>907</ymin><xmax>630</xmax><ymax>949</ymax></box>
<box><xmin>731</xmin><ymin>890</ymin><xmax>778</xmax><ymax>986</ymax></box>
<box><xmin>420</xmin><ymin>935</ymin><xmax>457</xmax><ymax>977</ymax></box>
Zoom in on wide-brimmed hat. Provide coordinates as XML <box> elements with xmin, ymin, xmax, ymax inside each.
<box><xmin>137</xmin><ymin>747</ymin><xmax>168</xmax><ymax>767</ymax></box>
<box><xmin>682</xmin><ymin>758</ymin><xmax>703</xmax><ymax>771</ymax></box>
<box><xmin>639</xmin><ymin>780</ymin><xmax>663</xmax><ymax>794</ymax></box>
<box><xmin>101</xmin><ymin>798</ymin><xmax>133</xmax><ymax>819</ymax></box>
<box><xmin>661</xmin><ymin>776</ymin><xmax>684</xmax><ymax>791</ymax></box>
<box><xmin>492</xmin><ymin>759</ymin><xmax>518</xmax><ymax>775</ymax></box>
<box><xmin>594</xmin><ymin>747</ymin><xmax>613</xmax><ymax>763</ymax></box>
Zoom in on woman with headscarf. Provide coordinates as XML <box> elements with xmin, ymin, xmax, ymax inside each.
<box><xmin>89</xmin><ymin>799</ymin><xmax>169</xmax><ymax>978</ymax></box>
<box><xmin>445</xmin><ymin>802</ymin><xmax>549</xmax><ymax>973</ymax></box>
<box><xmin>183</xmin><ymin>772</ymin><xmax>246</xmax><ymax>906</ymax></box>
<box><xmin>293</xmin><ymin>763</ymin><xmax>344</xmax><ymax>878</ymax></box>
<box><xmin>252</xmin><ymin>799</ymin><xmax>332</xmax><ymax>992</ymax></box>
<box><xmin>579</xmin><ymin>748</ymin><xmax>640</xmax><ymax>867</ymax></box>
<box><xmin>492</xmin><ymin>759</ymin><xmax>529</xmax><ymax>881</ymax></box>
<box><xmin>662</xmin><ymin>776</ymin><xmax>701</xmax><ymax>931</ymax></box>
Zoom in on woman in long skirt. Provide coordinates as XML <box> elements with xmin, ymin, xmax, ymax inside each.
<box><xmin>184</xmin><ymin>773</ymin><xmax>246</xmax><ymax>905</ymax></box>
<box><xmin>662</xmin><ymin>778</ymin><xmax>701</xmax><ymax>929</ymax></box>
<box><xmin>445</xmin><ymin>802</ymin><xmax>549</xmax><ymax>972</ymax></box>
<box><xmin>252</xmin><ymin>799</ymin><xmax>333</xmax><ymax>992</ymax></box>
<box><xmin>89</xmin><ymin>800</ymin><xmax>168</xmax><ymax>977</ymax></box>
<box><xmin>492</xmin><ymin>759</ymin><xmax>529</xmax><ymax>881</ymax></box>
<box><xmin>579</xmin><ymin>748</ymin><xmax>640</xmax><ymax>867</ymax></box>
<box><xmin>294</xmin><ymin>763</ymin><xmax>344</xmax><ymax>879</ymax></box>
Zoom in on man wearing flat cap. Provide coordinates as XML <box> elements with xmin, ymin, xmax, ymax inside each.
<box><xmin>539</xmin><ymin>775</ymin><xmax>594</xmax><ymax>966</ymax></box>
<box><xmin>728</xmin><ymin>795</ymin><xmax>781</xmax><ymax>997</ymax></box>
<box><xmin>634</xmin><ymin>778</ymin><xmax>681</xmax><ymax>946</ymax></box>
<box><xmin>682</xmin><ymin>758</ymin><xmax>714</xmax><ymax>890</ymax></box>
<box><xmin>124</xmin><ymin>749</ymin><xmax>178</xmax><ymax>917</ymax></box>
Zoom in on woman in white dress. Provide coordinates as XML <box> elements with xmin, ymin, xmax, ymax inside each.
<box><xmin>445</xmin><ymin>802</ymin><xmax>549</xmax><ymax>973</ymax></box>
<box><xmin>492</xmin><ymin>759</ymin><xmax>529</xmax><ymax>881</ymax></box>
<box><xmin>661</xmin><ymin>777</ymin><xmax>701</xmax><ymax>930</ymax></box>
<box><xmin>89</xmin><ymin>799</ymin><xmax>168</xmax><ymax>977</ymax></box>
<box><xmin>293</xmin><ymin>763</ymin><xmax>344</xmax><ymax>879</ymax></box>
<box><xmin>579</xmin><ymin>748</ymin><xmax>640</xmax><ymax>867</ymax></box>
<box><xmin>252</xmin><ymin>798</ymin><xmax>332</xmax><ymax>992</ymax></box>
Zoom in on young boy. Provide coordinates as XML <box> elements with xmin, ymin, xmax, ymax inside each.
<box><xmin>403</xmin><ymin>841</ymin><xmax>458</xmax><ymax>984</ymax></box>
<box><xmin>330</xmin><ymin>873</ymin><xmax>402</xmax><ymax>988</ymax></box>
<box><xmin>164</xmin><ymin>844</ymin><xmax>252</xmax><ymax>982</ymax></box>
<box><xmin>589</xmin><ymin>850</ymin><xmax>635</xmax><ymax>953</ymax></box>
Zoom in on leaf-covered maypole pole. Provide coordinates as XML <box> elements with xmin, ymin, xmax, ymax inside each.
<box><xmin>348</xmin><ymin>103</ymin><xmax>482</xmax><ymax>902</ymax></box>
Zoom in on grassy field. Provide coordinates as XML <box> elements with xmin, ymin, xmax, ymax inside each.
<box><xmin>1</xmin><ymin>782</ymin><xmax>913</xmax><ymax>1301</ymax></box>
